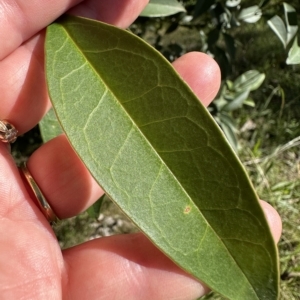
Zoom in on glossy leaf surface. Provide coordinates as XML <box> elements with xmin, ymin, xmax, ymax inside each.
<box><xmin>226</xmin><ymin>0</ymin><xmax>241</xmax><ymax>8</ymax></box>
<box><xmin>267</xmin><ymin>3</ymin><xmax>298</xmax><ymax>49</ymax></box>
<box><xmin>287</xmin><ymin>37</ymin><xmax>300</xmax><ymax>65</ymax></box>
<box><xmin>140</xmin><ymin>0</ymin><xmax>185</xmax><ymax>17</ymax></box>
<box><xmin>267</xmin><ymin>15</ymin><xmax>287</xmax><ymax>48</ymax></box>
<box><xmin>283</xmin><ymin>3</ymin><xmax>298</xmax><ymax>46</ymax></box>
<box><xmin>45</xmin><ymin>15</ymin><xmax>279</xmax><ymax>300</ymax></box>
<box><xmin>238</xmin><ymin>6</ymin><xmax>262</xmax><ymax>23</ymax></box>
<box><xmin>233</xmin><ymin>70</ymin><xmax>265</xmax><ymax>92</ymax></box>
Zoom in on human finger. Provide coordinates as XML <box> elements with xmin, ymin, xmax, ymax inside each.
<box><xmin>0</xmin><ymin>0</ymin><xmax>81</xmax><ymax>60</ymax></box>
<box><xmin>0</xmin><ymin>0</ymin><xmax>148</xmax><ymax>60</ymax></box>
<box><xmin>62</xmin><ymin>200</ymin><xmax>281</xmax><ymax>299</ymax></box>
<box><xmin>0</xmin><ymin>142</ymin><xmax>66</xmax><ymax>299</ymax></box>
<box><xmin>259</xmin><ymin>200</ymin><xmax>282</xmax><ymax>243</ymax></box>
<box><xmin>27</xmin><ymin>134</ymin><xmax>103</xmax><ymax>219</ymax></box>
<box><xmin>26</xmin><ymin>52</ymin><xmax>222</xmax><ymax>219</ymax></box>
<box><xmin>0</xmin><ymin>0</ymin><xmax>149</xmax><ymax>134</ymax></box>
<box><xmin>172</xmin><ymin>52</ymin><xmax>221</xmax><ymax>107</ymax></box>
<box><xmin>62</xmin><ymin>233</ymin><xmax>209</xmax><ymax>300</ymax></box>
<box><xmin>62</xmin><ymin>202</ymin><xmax>281</xmax><ymax>299</ymax></box>
<box><xmin>69</xmin><ymin>0</ymin><xmax>149</xmax><ymax>29</ymax></box>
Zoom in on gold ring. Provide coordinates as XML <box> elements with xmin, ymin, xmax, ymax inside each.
<box><xmin>0</xmin><ymin>120</ymin><xmax>18</xmax><ymax>143</ymax></box>
<box><xmin>20</xmin><ymin>162</ymin><xmax>59</xmax><ymax>225</ymax></box>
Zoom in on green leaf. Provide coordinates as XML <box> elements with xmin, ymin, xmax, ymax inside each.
<box><xmin>238</xmin><ymin>6</ymin><xmax>262</xmax><ymax>23</ymax></box>
<box><xmin>286</xmin><ymin>37</ymin><xmax>300</xmax><ymax>65</ymax></box>
<box><xmin>226</xmin><ymin>0</ymin><xmax>241</xmax><ymax>8</ymax></box>
<box><xmin>283</xmin><ymin>2</ymin><xmax>298</xmax><ymax>46</ymax></box>
<box><xmin>39</xmin><ymin>107</ymin><xmax>63</xmax><ymax>142</ymax></box>
<box><xmin>223</xmin><ymin>90</ymin><xmax>250</xmax><ymax>112</ymax></box>
<box><xmin>45</xmin><ymin>15</ymin><xmax>279</xmax><ymax>300</ymax></box>
<box><xmin>233</xmin><ymin>70</ymin><xmax>265</xmax><ymax>92</ymax></box>
<box><xmin>267</xmin><ymin>15</ymin><xmax>287</xmax><ymax>48</ymax></box>
<box><xmin>140</xmin><ymin>0</ymin><xmax>185</xmax><ymax>17</ymax></box>
<box><xmin>217</xmin><ymin>113</ymin><xmax>239</xmax><ymax>152</ymax></box>
<box><xmin>86</xmin><ymin>194</ymin><xmax>105</xmax><ymax>219</ymax></box>
<box><xmin>244</xmin><ymin>99</ymin><xmax>255</xmax><ymax>107</ymax></box>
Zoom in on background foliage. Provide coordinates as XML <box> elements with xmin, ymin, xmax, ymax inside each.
<box><xmin>11</xmin><ymin>1</ymin><xmax>300</xmax><ymax>299</ymax></box>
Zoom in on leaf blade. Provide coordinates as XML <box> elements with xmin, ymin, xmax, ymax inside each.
<box><xmin>45</xmin><ymin>15</ymin><xmax>279</xmax><ymax>300</ymax></box>
<box><xmin>39</xmin><ymin>108</ymin><xmax>63</xmax><ymax>142</ymax></box>
<box><xmin>267</xmin><ymin>15</ymin><xmax>287</xmax><ymax>48</ymax></box>
<box><xmin>140</xmin><ymin>0</ymin><xmax>185</xmax><ymax>17</ymax></box>
<box><xmin>286</xmin><ymin>36</ymin><xmax>300</xmax><ymax>65</ymax></box>
<box><xmin>283</xmin><ymin>2</ymin><xmax>298</xmax><ymax>46</ymax></box>
<box><xmin>233</xmin><ymin>70</ymin><xmax>265</xmax><ymax>92</ymax></box>
<box><xmin>238</xmin><ymin>6</ymin><xmax>262</xmax><ymax>23</ymax></box>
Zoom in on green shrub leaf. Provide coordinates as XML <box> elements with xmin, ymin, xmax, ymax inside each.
<box><xmin>140</xmin><ymin>0</ymin><xmax>185</xmax><ymax>17</ymax></box>
<box><xmin>45</xmin><ymin>15</ymin><xmax>279</xmax><ymax>300</ymax></box>
<box><xmin>217</xmin><ymin>113</ymin><xmax>239</xmax><ymax>152</ymax></box>
<box><xmin>223</xmin><ymin>90</ymin><xmax>250</xmax><ymax>112</ymax></box>
<box><xmin>233</xmin><ymin>70</ymin><xmax>265</xmax><ymax>92</ymax></box>
<box><xmin>286</xmin><ymin>37</ymin><xmax>300</xmax><ymax>65</ymax></box>
<box><xmin>39</xmin><ymin>108</ymin><xmax>63</xmax><ymax>142</ymax></box>
<box><xmin>283</xmin><ymin>3</ymin><xmax>298</xmax><ymax>46</ymax></box>
<box><xmin>238</xmin><ymin>6</ymin><xmax>262</xmax><ymax>23</ymax></box>
<box><xmin>267</xmin><ymin>15</ymin><xmax>287</xmax><ymax>48</ymax></box>
<box><xmin>226</xmin><ymin>0</ymin><xmax>241</xmax><ymax>8</ymax></box>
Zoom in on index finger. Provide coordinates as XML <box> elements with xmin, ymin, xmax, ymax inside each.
<box><xmin>0</xmin><ymin>0</ymin><xmax>149</xmax><ymax>60</ymax></box>
<box><xmin>0</xmin><ymin>0</ymin><xmax>82</xmax><ymax>60</ymax></box>
<box><xmin>0</xmin><ymin>0</ymin><xmax>149</xmax><ymax>134</ymax></box>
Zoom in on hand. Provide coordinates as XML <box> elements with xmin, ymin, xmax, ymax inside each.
<box><xmin>0</xmin><ymin>1</ymin><xmax>282</xmax><ymax>299</ymax></box>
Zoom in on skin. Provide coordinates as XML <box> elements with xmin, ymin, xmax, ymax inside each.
<box><xmin>0</xmin><ymin>1</ymin><xmax>282</xmax><ymax>299</ymax></box>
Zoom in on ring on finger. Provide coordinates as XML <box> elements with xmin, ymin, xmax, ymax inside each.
<box><xmin>0</xmin><ymin>119</ymin><xmax>18</xmax><ymax>143</ymax></box>
<box><xmin>20</xmin><ymin>161</ymin><xmax>59</xmax><ymax>225</ymax></box>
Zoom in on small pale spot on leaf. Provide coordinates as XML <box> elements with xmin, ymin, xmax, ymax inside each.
<box><xmin>184</xmin><ymin>205</ymin><xmax>191</xmax><ymax>214</ymax></box>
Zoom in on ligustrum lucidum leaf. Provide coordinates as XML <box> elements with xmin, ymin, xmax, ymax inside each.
<box><xmin>45</xmin><ymin>15</ymin><xmax>279</xmax><ymax>300</ymax></box>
